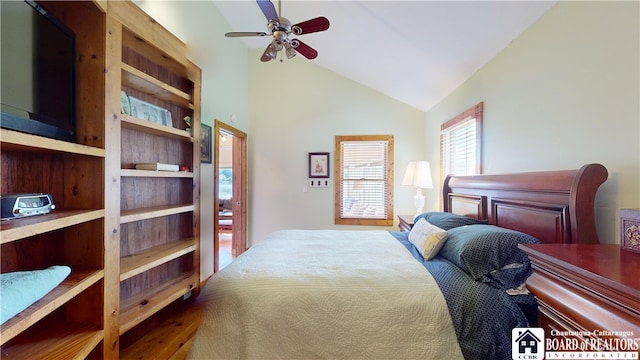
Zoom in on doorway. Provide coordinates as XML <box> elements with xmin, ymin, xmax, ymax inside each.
<box><xmin>214</xmin><ymin>120</ymin><xmax>247</xmax><ymax>272</ymax></box>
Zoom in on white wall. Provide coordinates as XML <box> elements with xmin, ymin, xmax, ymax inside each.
<box><xmin>134</xmin><ymin>0</ymin><xmax>250</xmax><ymax>280</ymax></box>
<box><xmin>425</xmin><ymin>1</ymin><xmax>640</xmax><ymax>244</ymax></box>
<box><xmin>248</xmin><ymin>50</ymin><xmax>426</xmax><ymax>244</ymax></box>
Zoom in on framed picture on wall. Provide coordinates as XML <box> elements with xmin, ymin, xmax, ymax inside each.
<box><xmin>201</xmin><ymin>124</ymin><xmax>212</xmax><ymax>163</ymax></box>
<box><xmin>309</xmin><ymin>152</ymin><xmax>330</xmax><ymax>178</ymax></box>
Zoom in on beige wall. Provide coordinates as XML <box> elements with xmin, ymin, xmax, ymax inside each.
<box><xmin>248</xmin><ymin>51</ymin><xmax>426</xmax><ymax>243</ymax></box>
<box><xmin>138</xmin><ymin>1</ymin><xmax>639</xmax><ymax>276</ymax></box>
<box><xmin>134</xmin><ymin>1</ymin><xmax>425</xmax><ymax>273</ymax></box>
<box><xmin>425</xmin><ymin>1</ymin><xmax>640</xmax><ymax>244</ymax></box>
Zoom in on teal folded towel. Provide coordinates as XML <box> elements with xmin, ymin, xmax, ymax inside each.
<box><xmin>1</xmin><ymin>265</ymin><xmax>71</xmax><ymax>324</ymax></box>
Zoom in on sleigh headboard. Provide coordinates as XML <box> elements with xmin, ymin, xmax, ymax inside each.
<box><xmin>442</xmin><ymin>163</ymin><xmax>608</xmax><ymax>244</ymax></box>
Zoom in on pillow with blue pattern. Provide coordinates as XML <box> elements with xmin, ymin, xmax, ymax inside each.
<box><xmin>439</xmin><ymin>224</ymin><xmax>540</xmax><ymax>289</ymax></box>
<box><xmin>414</xmin><ymin>212</ymin><xmax>488</xmax><ymax>230</ymax></box>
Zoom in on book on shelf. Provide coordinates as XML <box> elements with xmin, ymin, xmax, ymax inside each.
<box><xmin>135</xmin><ymin>163</ymin><xmax>179</xmax><ymax>172</ymax></box>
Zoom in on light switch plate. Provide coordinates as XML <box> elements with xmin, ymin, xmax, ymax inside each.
<box><xmin>309</xmin><ymin>179</ymin><xmax>329</xmax><ymax>188</ymax></box>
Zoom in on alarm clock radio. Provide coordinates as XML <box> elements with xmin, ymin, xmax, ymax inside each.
<box><xmin>1</xmin><ymin>193</ymin><xmax>56</xmax><ymax>220</ymax></box>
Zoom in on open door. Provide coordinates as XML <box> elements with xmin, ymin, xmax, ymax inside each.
<box><xmin>214</xmin><ymin>120</ymin><xmax>247</xmax><ymax>272</ymax></box>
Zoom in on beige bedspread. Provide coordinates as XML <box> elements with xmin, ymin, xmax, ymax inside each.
<box><xmin>188</xmin><ymin>230</ymin><xmax>463</xmax><ymax>360</ymax></box>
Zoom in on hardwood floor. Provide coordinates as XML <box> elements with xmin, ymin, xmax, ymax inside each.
<box><xmin>219</xmin><ymin>233</ymin><xmax>234</xmax><ymax>270</ymax></box>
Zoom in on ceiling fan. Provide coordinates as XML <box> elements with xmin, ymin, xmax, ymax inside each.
<box><xmin>225</xmin><ymin>0</ymin><xmax>330</xmax><ymax>62</ymax></box>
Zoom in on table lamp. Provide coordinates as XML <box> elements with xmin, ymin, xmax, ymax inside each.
<box><xmin>402</xmin><ymin>161</ymin><xmax>433</xmax><ymax>217</ymax></box>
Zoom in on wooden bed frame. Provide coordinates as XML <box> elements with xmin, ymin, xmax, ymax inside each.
<box><xmin>442</xmin><ymin>163</ymin><xmax>608</xmax><ymax>244</ymax></box>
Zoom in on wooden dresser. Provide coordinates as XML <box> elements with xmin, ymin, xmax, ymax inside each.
<box><xmin>519</xmin><ymin>244</ymin><xmax>640</xmax><ymax>344</ymax></box>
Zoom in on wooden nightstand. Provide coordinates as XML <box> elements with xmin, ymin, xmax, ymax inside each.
<box><xmin>519</xmin><ymin>244</ymin><xmax>640</xmax><ymax>344</ymax></box>
<box><xmin>398</xmin><ymin>215</ymin><xmax>415</xmax><ymax>232</ymax></box>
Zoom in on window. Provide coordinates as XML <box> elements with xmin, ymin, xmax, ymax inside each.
<box><xmin>440</xmin><ymin>102</ymin><xmax>483</xmax><ymax>184</ymax></box>
<box><xmin>335</xmin><ymin>135</ymin><xmax>394</xmax><ymax>226</ymax></box>
<box><xmin>219</xmin><ymin>168</ymin><xmax>232</xmax><ymax>198</ymax></box>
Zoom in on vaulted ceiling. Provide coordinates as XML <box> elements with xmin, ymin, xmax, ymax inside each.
<box><xmin>213</xmin><ymin>1</ymin><xmax>557</xmax><ymax>112</ymax></box>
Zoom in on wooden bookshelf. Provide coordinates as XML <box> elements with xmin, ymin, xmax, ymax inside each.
<box><xmin>118</xmin><ymin>272</ymin><xmax>198</xmax><ymax>335</ymax></box>
<box><xmin>121</xmin><ymin>64</ymin><xmax>193</xmax><ymax>108</ymax></box>
<box><xmin>120</xmin><ymin>115</ymin><xmax>194</xmax><ymax>141</ymax></box>
<box><xmin>111</xmin><ymin>1</ymin><xmax>201</xmax><ymax>356</ymax></box>
<box><xmin>120</xmin><ymin>240</ymin><xmax>197</xmax><ymax>281</ymax></box>
<box><xmin>118</xmin><ymin>300</ymin><xmax>202</xmax><ymax>360</ymax></box>
<box><xmin>0</xmin><ymin>1</ymin><xmax>107</xmax><ymax>357</ymax></box>
<box><xmin>120</xmin><ymin>204</ymin><xmax>195</xmax><ymax>224</ymax></box>
<box><xmin>0</xmin><ymin>268</ymin><xmax>104</xmax><ymax>345</ymax></box>
<box><xmin>0</xmin><ymin>210</ymin><xmax>105</xmax><ymax>244</ymax></box>
<box><xmin>1</xmin><ymin>323</ymin><xmax>104</xmax><ymax>360</ymax></box>
<box><xmin>120</xmin><ymin>169</ymin><xmax>194</xmax><ymax>178</ymax></box>
<box><xmin>0</xmin><ymin>129</ymin><xmax>106</xmax><ymax>157</ymax></box>
<box><xmin>1</xmin><ymin>1</ymin><xmax>201</xmax><ymax>358</ymax></box>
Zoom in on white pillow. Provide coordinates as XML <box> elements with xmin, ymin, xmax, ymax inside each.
<box><xmin>408</xmin><ymin>218</ymin><xmax>448</xmax><ymax>260</ymax></box>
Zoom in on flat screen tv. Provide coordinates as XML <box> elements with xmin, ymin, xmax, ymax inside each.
<box><xmin>1</xmin><ymin>0</ymin><xmax>76</xmax><ymax>142</ymax></box>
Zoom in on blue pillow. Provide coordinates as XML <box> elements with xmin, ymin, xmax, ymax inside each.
<box><xmin>439</xmin><ymin>225</ymin><xmax>540</xmax><ymax>289</ymax></box>
<box><xmin>415</xmin><ymin>212</ymin><xmax>487</xmax><ymax>230</ymax></box>
<box><xmin>482</xmin><ymin>262</ymin><xmax>534</xmax><ymax>291</ymax></box>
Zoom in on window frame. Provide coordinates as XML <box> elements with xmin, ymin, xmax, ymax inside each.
<box><xmin>334</xmin><ymin>134</ymin><xmax>394</xmax><ymax>226</ymax></box>
<box><xmin>440</xmin><ymin>102</ymin><xmax>483</xmax><ymax>186</ymax></box>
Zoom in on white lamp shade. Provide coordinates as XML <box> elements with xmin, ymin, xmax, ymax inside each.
<box><xmin>402</xmin><ymin>161</ymin><xmax>433</xmax><ymax>189</ymax></box>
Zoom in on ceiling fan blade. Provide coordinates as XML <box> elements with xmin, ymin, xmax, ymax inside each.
<box><xmin>292</xmin><ymin>39</ymin><xmax>318</xmax><ymax>60</ymax></box>
<box><xmin>256</xmin><ymin>0</ymin><xmax>278</xmax><ymax>23</ymax></box>
<box><xmin>260</xmin><ymin>43</ymin><xmax>276</xmax><ymax>62</ymax></box>
<box><xmin>225</xmin><ymin>31</ymin><xmax>268</xmax><ymax>38</ymax></box>
<box><xmin>292</xmin><ymin>16</ymin><xmax>330</xmax><ymax>35</ymax></box>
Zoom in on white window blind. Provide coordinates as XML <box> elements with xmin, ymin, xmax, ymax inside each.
<box><xmin>335</xmin><ymin>135</ymin><xmax>393</xmax><ymax>225</ymax></box>
<box><xmin>441</xmin><ymin>116</ymin><xmax>477</xmax><ymax>176</ymax></box>
<box><xmin>440</xmin><ymin>102</ymin><xmax>483</xmax><ymax>185</ymax></box>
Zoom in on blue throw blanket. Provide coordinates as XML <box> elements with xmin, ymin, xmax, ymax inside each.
<box><xmin>1</xmin><ymin>265</ymin><xmax>71</xmax><ymax>324</ymax></box>
<box><xmin>390</xmin><ymin>231</ymin><xmax>536</xmax><ymax>360</ymax></box>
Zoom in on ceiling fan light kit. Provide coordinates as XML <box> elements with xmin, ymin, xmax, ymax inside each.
<box><xmin>225</xmin><ymin>0</ymin><xmax>330</xmax><ymax>62</ymax></box>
